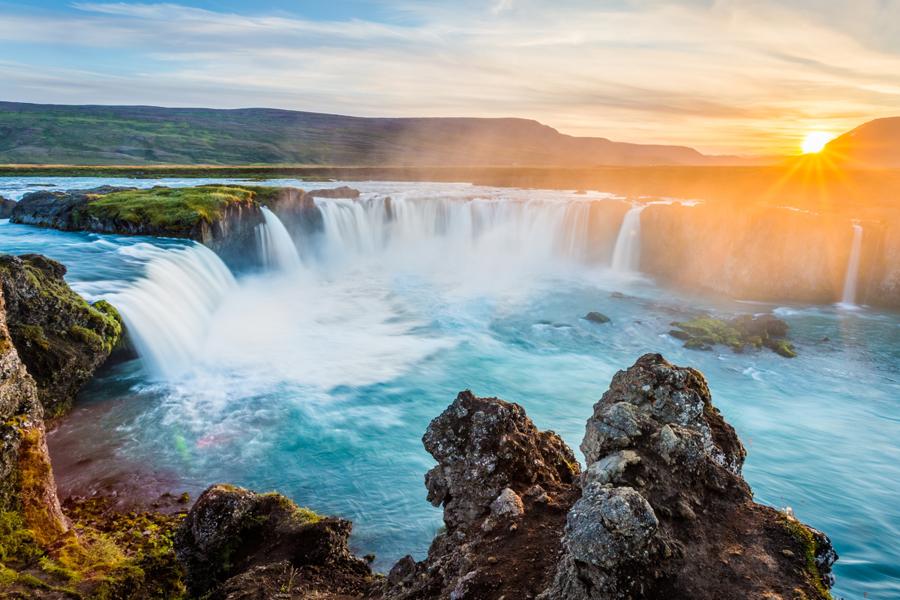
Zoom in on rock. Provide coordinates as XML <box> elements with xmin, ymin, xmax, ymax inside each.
<box><xmin>11</xmin><ymin>186</ymin><xmax>267</xmax><ymax>271</ymax></box>
<box><xmin>669</xmin><ymin>313</ymin><xmax>797</xmax><ymax>357</ymax></box>
<box><xmin>383</xmin><ymin>391</ymin><xmax>581</xmax><ymax>600</ymax></box>
<box><xmin>307</xmin><ymin>186</ymin><xmax>361</xmax><ymax>199</ymax></box>
<box><xmin>584</xmin><ymin>311</ymin><xmax>611</xmax><ymax>324</ymax></box>
<box><xmin>0</xmin><ymin>196</ymin><xmax>15</xmax><ymax>219</ymax></box>
<box><xmin>490</xmin><ymin>488</ymin><xmax>525</xmax><ymax>519</ymax></box>
<box><xmin>542</xmin><ymin>353</ymin><xmax>836</xmax><ymax>599</ymax></box>
<box><xmin>175</xmin><ymin>484</ymin><xmax>373</xmax><ymax>598</ymax></box>
<box><xmin>0</xmin><ymin>283</ymin><xmax>68</xmax><ymax>545</ymax></box>
<box><xmin>423</xmin><ymin>390</ymin><xmax>579</xmax><ymax>530</ymax></box>
<box><xmin>0</xmin><ymin>254</ymin><xmax>123</xmax><ymax>418</ymax></box>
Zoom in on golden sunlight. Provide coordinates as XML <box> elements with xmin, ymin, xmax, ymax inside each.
<box><xmin>801</xmin><ymin>131</ymin><xmax>835</xmax><ymax>154</ymax></box>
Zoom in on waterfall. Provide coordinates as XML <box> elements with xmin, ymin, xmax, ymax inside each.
<box><xmin>611</xmin><ymin>205</ymin><xmax>646</xmax><ymax>273</ymax></box>
<box><xmin>840</xmin><ymin>222</ymin><xmax>864</xmax><ymax>307</ymax></box>
<box><xmin>312</xmin><ymin>196</ymin><xmax>594</xmax><ymax>265</ymax></box>
<box><xmin>108</xmin><ymin>243</ymin><xmax>237</xmax><ymax>380</ymax></box>
<box><xmin>257</xmin><ymin>207</ymin><xmax>303</xmax><ymax>271</ymax></box>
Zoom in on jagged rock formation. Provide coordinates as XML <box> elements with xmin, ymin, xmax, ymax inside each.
<box><xmin>175</xmin><ymin>484</ymin><xmax>375</xmax><ymax>599</ymax></box>
<box><xmin>0</xmin><ymin>285</ymin><xmax>68</xmax><ymax>543</ymax></box>
<box><xmin>383</xmin><ymin>390</ymin><xmax>581</xmax><ymax>599</ymax></box>
<box><xmin>383</xmin><ymin>357</ymin><xmax>835</xmax><ymax>600</ymax></box>
<box><xmin>0</xmin><ymin>254</ymin><xmax>123</xmax><ymax>417</ymax></box>
<box><xmin>543</xmin><ymin>353</ymin><xmax>835</xmax><ymax>599</ymax></box>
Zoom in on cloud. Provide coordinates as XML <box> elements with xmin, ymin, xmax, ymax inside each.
<box><xmin>0</xmin><ymin>0</ymin><xmax>899</xmax><ymax>154</ymax></box>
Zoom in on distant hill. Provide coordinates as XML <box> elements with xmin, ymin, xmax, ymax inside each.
<box><xmin>0</xmin><ymin>101</ymin><xmax>721</xmax><ymax>167</ymax></box>
<box><xmin>824</xmin><ymin>117</ymin><xmax>900</xmax><ymax>168</ymax></box>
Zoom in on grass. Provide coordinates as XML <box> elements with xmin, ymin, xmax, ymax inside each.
<box><xmin>77</xmin><ymin>186</ymin><xmax>258</xmax><ymax>233</ymax></box>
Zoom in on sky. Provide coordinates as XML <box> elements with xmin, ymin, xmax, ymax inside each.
<box><xmin>2</xmin><ymin>0</ymin><xmax>900</xmax><ymax>155</ymax></box>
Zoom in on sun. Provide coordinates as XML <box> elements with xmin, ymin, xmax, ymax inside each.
<box><xmin>801</xmin><ymin>131</ymin><xmax>834</xmax><ymax>154</ymax></box>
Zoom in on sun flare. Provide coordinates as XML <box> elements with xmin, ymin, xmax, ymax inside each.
<box><xmin>801</xmin><ymin>131</ymin><xmax>834</xmax><ymax>154</ymax></box>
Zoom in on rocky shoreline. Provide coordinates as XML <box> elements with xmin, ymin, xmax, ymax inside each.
<box><xmin>0</xmin><ymin>251</ymin><xmax>837</xmax><ymax>598</ymax></box>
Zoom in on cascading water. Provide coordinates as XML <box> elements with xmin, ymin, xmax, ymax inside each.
<box><xmin>312</xmin><ymin>196</ymin><xmax>594</xmax><ymax>267</ymax></box>
<box><xmin>107</xmin><ymin>243</ymin><xmax>236</xmax><ymax>380</ymax></box>
<box><xmin>611</xmin><ymin>204</ymin><xmax>646</xmax><ymax>273</ymax></box>
<box><xmin>257</xmin><ymin>206</ymin><xmax>303</xmax><ymax>271</ymax></box>
<box><xmin>840</xmin><ymin>222</ymin><xmax>864</xmax><ymax>307</ymax></box>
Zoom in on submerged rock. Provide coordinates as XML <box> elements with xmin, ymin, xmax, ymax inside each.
<box><xmin>543</xmin><ymin>353</ymin><xmax>835</xmax><ymax>599</ymax></box>
<box><xmin>175</xmin><ymin>484</ymin><xmax>374</xmax><ymax>599</ymax></box>
<box><xmin>0</xmin><ymin>254</ymin><xmax>123</xmax><ymax>417</ymax></box>
<box><xmin>584</xmin><ymin>311</ymin><xmax>611</xmax><ymax>324</ymax></box>
<box><xmin>669</xmin><ymin>313</ymin><xmax>797</xmax><ymax>357</ymax></box>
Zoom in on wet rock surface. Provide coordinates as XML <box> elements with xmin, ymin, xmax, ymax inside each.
<box><xmin>175</xmin><ymin>484</ymin><xmax>375</xmax><ymax>599</ymax></box>
<box><xmin>0</xmin><ymin>253</ymin><xmax>122</xmax><ymax>417</ymax></box>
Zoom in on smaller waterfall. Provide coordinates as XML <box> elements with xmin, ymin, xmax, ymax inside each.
<box><xmin>257</xmin><ymin>207</ymin><xmax>303</xmax><ymax>271</ymax></box>
<box><xmin>840</xmin><ymin>222</ymin><xmax>864</xmax><ymax>307</ymax></box>
<box><xmin>611</xmin><ymin>205</ymin><xmax>646</xmax><ymax>273</ymax></box>
<box><xmin>108</xmin><ymin>244</ymin><xmax>237</xmax><ymax>380</ymax></box>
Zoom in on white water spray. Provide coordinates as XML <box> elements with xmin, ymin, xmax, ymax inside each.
<box><xmin>257</xmin><ymin>207</ymin><xmax>302</xmax><ymax>271</ymax></box>
<box><xmin>611</xmin><ymin>205</ymin><xmax>646</xmax><ymax>273</ymax></box>
<box><xmin>313</xmin><ymin>196</ymin><xmax>595</xmax><ymax>266</ymax></box>
<box><xmin>108</xmin><ymin>243</ymin><xmax>237</xmax><ymax>380</ymax></box>
<box><xmin>840</xmin><ymin>222</ymin><xmax>864</xmax><ymax>307</ymax></box>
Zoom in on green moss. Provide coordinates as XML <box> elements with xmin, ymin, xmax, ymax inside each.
<box><xmin>768</xmin><ymin>338</ymin><xmax>797</xmax><ymax>358</ymax></box>
<box><xmin>78</xmin><ymin>186</ymin><xmax>258</xmax><ymax>233</ymax></box>
<box><xmin>671</xmin><ymin>314</ymin><xmax>797</xmax><ymax>358</ymax></box>
<box><xmin>17</xmin><ymin>324</ymin><xmax>50</xmax><ymax>352</ymax></box>
<box><xmin>782</xmin><ymin>516</ymin><xmax>833</xmax><ymax>599</ymax></box>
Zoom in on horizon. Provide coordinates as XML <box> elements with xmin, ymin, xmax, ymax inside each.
<box><xmin>3</xmin><ymin>1</ymin><xmax>900</xmax><ymax>156</ymax></box>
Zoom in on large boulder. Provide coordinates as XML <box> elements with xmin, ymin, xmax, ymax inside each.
<box><xmin>175</xmin><ymin>484</ymin><xmax>374</xmax><ymax>599</ymax></box>
<box><xmin>542</xmin><ymin>353</ymin><xmax>836</xmax><ymax>599</ymax></box>
<box><xmin>0</xmin><ymin>254</ymin><xmax>123</xmax><ymax>417</ymax></box>
<box><xmin>11</xmin><ymin>186</ymin><xmax>266</xmax><ymax>271</ymax></box>
<box><xmin>383</xmin><ymin>391</ymin><xmax>581</xmax><ymax>599</ymax></box>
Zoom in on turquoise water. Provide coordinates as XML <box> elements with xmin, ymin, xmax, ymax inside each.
<box><xmin>1</xmin><ymin>178</ymin><xmax>898</xmax><ymax>598</ymax></box>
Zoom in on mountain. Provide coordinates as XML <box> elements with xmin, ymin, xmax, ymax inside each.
<box><xmin>0</xmin><ymin>101</ymin><xmax>717</xmax><ymax>167</ymax></box>
<box><xmin>824</xmin><ymin>117</ymin><xmax>900</xmax><ymax>168</ymax></box>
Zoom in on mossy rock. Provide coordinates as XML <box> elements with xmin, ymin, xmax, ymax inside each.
<box><xmin>75</xmin><ymin>186</ymin><xmax>259</xmax><ymax>234</ymax></box>
<box><xmin>0</xmin><ymin>254</ymin><xmax>124</xmax><ymax>417</ymax></box>
<box><xmin>670</xmin><ymin>314</ymin><xmax>797</xmax><ymax>358</ymax></box>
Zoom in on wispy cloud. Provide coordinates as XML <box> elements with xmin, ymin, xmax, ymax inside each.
<box><xmin>1</xmin><ymin>0</ymin><xmax>899</xmax><ymax>154</ymax></box>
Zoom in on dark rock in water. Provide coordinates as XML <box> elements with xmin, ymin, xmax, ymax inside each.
<box><xmin>307</xmin><ymin>186</ymin><xmax>361</xmax><ymax>199</ymax></box>
<box><xmin>0</xmin><ymin>254</ymin><xmax>123</xmax><ymax>417</ymax></box>
<box><xmin>669</xmin><ymin>313</ymin><xmax>797</xmax><ymax>357</ymax></box>
<box><xmin>11</xmin><ymin>186</ymin><xmax>266</xmax><ymax>271</ymax></box>
<box><xmin>0</xmin><ymin>196</ymin><xmax>16</xmax><ymax>218</ymax></box>
<box><xmin>542</xmin><ymin>353</ymin><xmax>835</xmax><ymax>599</ymax></box>
<box><xmin>175</xmin><ymin>484</ymin><xmax>374</xmax><ymax>599</ymax></box>
<box><xmin>584</xmin><ymin>311</ymin><xmax>611</xmax><ymax>324</ymax></box>
<box><xmin>382</xmin><ymin>390</ymin><xmax>581</xmax><ymax>599</ymax></box>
